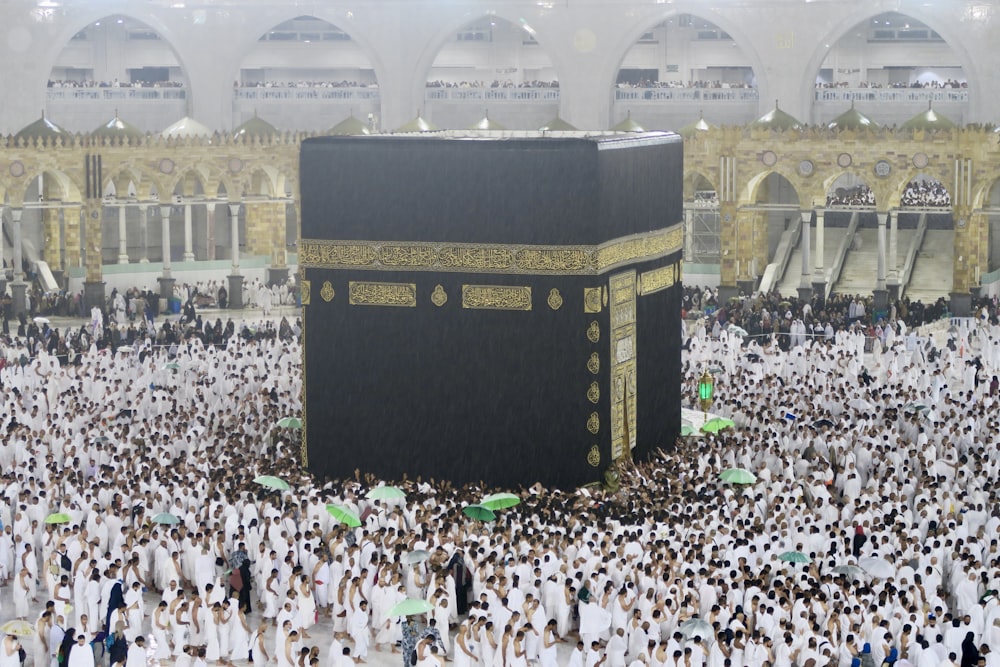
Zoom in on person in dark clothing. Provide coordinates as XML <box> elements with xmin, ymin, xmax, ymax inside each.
<box><xmin>960</xmin><ymin>632</ymin><xmax>980</xmax><ymax>667</ymax></box>
<box><xmin>852</xmin><ymin>526</ymin><xmax>867</xmax><ymax>557</ymax></box>
<box><xmin>108</xmin><ymin>622</ymin><xmax>128</xmax><ymax>667</ymax></box>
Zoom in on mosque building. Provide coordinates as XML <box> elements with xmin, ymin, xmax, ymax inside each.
<box><xmin>1</xmin><ymin>0</ymin><xmax>999</xmax><ymax>315</ymax></box>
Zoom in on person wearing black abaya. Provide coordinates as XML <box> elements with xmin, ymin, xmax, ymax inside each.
<box><xmin>960</xmin><ymin>632</ymin><xmax>979</xmax><ymax>667</ymax></box>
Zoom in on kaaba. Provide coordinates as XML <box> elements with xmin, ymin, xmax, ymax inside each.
<box><xmin>298</xmin><ymin>133</ymin><xmax>683</xmax><ymax>489</ymax></box>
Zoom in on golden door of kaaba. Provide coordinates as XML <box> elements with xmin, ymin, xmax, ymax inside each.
<box><xmin>298</xmin><ymin>133</ymin><xmax>684</xmax><ymax>489</ymax></box>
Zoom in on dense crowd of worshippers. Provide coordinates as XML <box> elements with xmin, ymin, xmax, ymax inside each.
<box><xmin>681</xmin><ymin>287</ymin><xmax>952</xmax><ymax>336</ymax></box>
<box><xmin>425</xmin><ymin>80</ymin><xmax>559</xmax><ymax>89</ymax></box>
<box><xmin>825</xmin><ymin>182</ymin><xmax>950</xmax><ymax>209</ymax></box>
<box><xmin>47</xmin><ymin>79</ymin><xmax>184</xmax><ymax>89</ymax></box>
<box><xmin>17</xmin><ymin>278</ymin><xmax>298</xmax><ymax>321</ymax></box>
<box><xmin>238</xmin><ymin>81</ymin><xmax>378</xmax><ymax>89</ymax></box>
<box><xmin>815</xmin><ymin>80</ymin><xmax>967</xmax><ymax>89</ymax></box>
<box><xmin>615</xmin><ymin>80</ymin><xmax>755</xmax><ymax>89</ymax></box>
<box><xmin>0</xmin><ymin>294</ymin><xmax>997</xmax><ymax>667</ymax></box>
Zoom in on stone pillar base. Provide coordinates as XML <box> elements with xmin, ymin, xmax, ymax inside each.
<box><xmin>9</xmin><ymin>281</ymin><xmax>27</xmax><ymax>317</ymax></box>
<box><xmin>83</xmin><ymin>281</ymin><xmax>105</xmax><ymax>311</ymax></box>
<box><xmin>267</xmin><ymin>266</ymin><xmax>290</xmax><ymax>287</ymax></box>
<box><xmin>736</xmin><ymin>279</ymin><xmax>757</xmax><ymax>296</ymax></box>
<box><xmin>872</xmin><ymin>288</ymin><xmax>889</xmax><ymax>315</ymax></box>
<box><xmin>158</xmin><ymin>276</ymin><xmax>176</xmax><ymax>302</ymax></box>
<box><xmin>887</xmin><ymin>281</ymin><xmax>900</xmax><ymax>301</ymax></box>
<box><xmin>811</xmin><ymin>282</ymin><xmax>827</xmax><ymax>304</ymax></box>
<box><xmin>797</xmin><ymin>285</ymin><xmax>813</xmax><ymax>302</ymax></box>
<box><xmin>228</xmin><ymin>274</ymin><xmax>244</xmax><ymax>309</ymax></box>
<box><xmin>715</xmin><ymin>285</ymin><xmax>739</xmax><ymax>304</ymax></box>
<box><xmin>950</xmin><ymin>291</ymin><xmax>972</xmax><ymax>318</ymax></box>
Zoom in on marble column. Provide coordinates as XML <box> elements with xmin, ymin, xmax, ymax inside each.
<box><xmin>887</xmin><ymin>209</ymin><xmax>899</xmax><ymax>299</ymax></box>
<box><xmin>117</xmin><ymin>203</ymin><xmax>129</xmax><ymax>264</ymax></box>
<box><xmin>874</xmin><ymin>211</ymin><xmax>888</xmax><ymax>312</ymax></box>
<box><xmin>798</xmin><ymin>210</ymin><xmax>812</xmax><ymax>301</ymax></box>
<box><xmin>206</xmin><ymin>202</ymin><xmax>217</xmax><ymax>261</ymax></box>
<box><xmin>11</xmin><ymin>207</ymin><xmax>23</xmax><ymax>280</ymax></box>
<box><xmin>812</xmin><ymin>209</ymin><xmax>826</xmax><ymax>300</ymax></box>
<box><xmin>227</xmin><ymin>202</ymin><xmax>243</xmax><ymax>309</ymax></box>
<box><xmin>183</xmin><ymin>203</ymin><xmax>194</xmax><ymax>262</ymax></box>
<box><xmin>139</xmin><ymin>205</ymin><xmax>149</xmax><ymax>263</ymax></box>
<box><xmin>158</xmin><ymin>204</ymin><xmax>175</xmax><ymax>302</ymax></box>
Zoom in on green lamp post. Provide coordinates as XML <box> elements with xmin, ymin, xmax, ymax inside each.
<box><xmin>698</xmin><ymin>370</ymin><xmax>715</xmax><ymax>416</ymax></box>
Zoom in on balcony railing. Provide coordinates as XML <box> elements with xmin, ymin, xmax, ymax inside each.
<box><xmin>47</xmin><ymin>87</ymin><xmax>186</xmax><ymax>101</ymax></box>
<box><xmin>424</xmin><ymin>87</ymin><xmax>560</xmax><ymax>102</ymax></box>
<box><xmin>614</xmin><ymin>88</ymin><xmax>758</xmax><ymax>102</ymax></box>
<box><xmin>234</xmin><ymin>86</ymin><xmax>380</xmax><ymax>101</ymax></box>
<box><xmin>814</xmin><ymin>88</ymin><xmax>968</xmax><ymax>103</ymax></box>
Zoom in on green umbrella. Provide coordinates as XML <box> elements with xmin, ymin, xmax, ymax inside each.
<box><xmin>681</xmin><ymin>424</ymin><xmax>698</xmax><ymax>437</ymax></box>
<box><xmin>481</xmin><ymin>492</ymin><xmax>520</xmax><ymax>511</ymax></box>
<box><xmin>151</xmin><ymin>512</ymin><xmax>180</xmax><ymax>525</ymax></box>
<box><xmin>719</xmin><ymin>468</ymin><xmax>757</xmax><ymax>485</ymax></box>
<box><xmin>462</xmin><ymin>504</ymin><xmax>496</xmax><ymax>522</ymax></box>
<box><xmin>276</xmin><ymin>417</ymin><xmax>303</xmax><ymax>429</ymax></box>
<box><xmin>388</xmin><ymin>598</ymin><xmax>435</xmax><ymax>617</ymax></box>
<box><xmin>44</xmin><ymin>513</ymin><xmax>72</xmax><ymax>525</ymax></box>
<box><xmin>778</xmin><ymin>551</ymin><xmax>811</xmax><ymax>564</ymax></box>
<box><xmin>253</xmin><ymin>475</ymin><xmax>290</xmax><ymax>491</ymax></box>
<box><xmin>701</xmin><ymin>417</ymin><xmax>735</xmax><ymax>434</ymax></box>
<box><xmin>326</xmin><ymin>504</ymin><xmax>362</xmax><ymax>528</ymax></box>
<box><xmin>366</xmin><ymin>486</ymin><xmax>407</xmax><ymax>501</ymax></box>
<box><xmin>162</xmin><ymin>362</ymin><xmax>180</xmax><ymax>371</ymax></box>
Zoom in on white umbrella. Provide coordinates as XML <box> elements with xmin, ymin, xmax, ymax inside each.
<box><xmin>858</xmin><ymin>557</ymin><xmax>896</xmax><ymax>580</ymax></box>
<box><xmin>33</xmin><ymin>317</ymin><xmax>50</xmax><ymax>325</ymax></box>
<box><xmin>401</xmin><ymin>550</ymin><xmax>430</xmax><ymax>565</ymax></box>
<box><xmin>679</xmin><ymin>618</ymin><xmax>714</xmax><ymax>642</ymax></box>
<box><xmin>848</xmin><ymin>398</ymin><xmax>874</xmax><ymax>411</ymax></box>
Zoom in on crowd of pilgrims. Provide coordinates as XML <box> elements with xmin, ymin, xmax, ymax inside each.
<box><xmin>681</xmin><ymin>288</ymin><xmax>952</xmax><ymax>338</ymax></box>
<box><xmin>0</xmin><ymin>304</ymin><xmax>996</xmax><ymax>667</ymax></box>
<box><xmin>824</xmin><ymin>182</ymin><xmax>950</xmax><ymax>209</ymax></box>
<box><xmin>22</xmin><ymin>279</ymin><xmax>298</xmax><ymax>320</ymax></box>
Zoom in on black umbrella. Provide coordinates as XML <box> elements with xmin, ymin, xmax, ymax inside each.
<box><xmin>811</xmin><ymin>418</ymin><xmax>835</xmax><ymax>429</ymax></box>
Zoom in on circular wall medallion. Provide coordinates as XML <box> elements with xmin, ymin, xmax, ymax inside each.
<box><xmin>431</xmin><ymin>284</ymin><xmax>447</xmax><ymax>307</ymax></box>
<box><xmin>159</xmin><ymin>158</ymin><xmax>174</xmax><ymax>175</ymax></box>
<box><xmin>837</xmin><ymin>152</ymin><xmax>853</xmax><ymax>168</ymax></box>
<box><xmin>587</xmin><ymin>445</ymin><xmax>601</xmax><ymax>467</ymax></box>
<box><xmin>874</xmin><ymin>160</ymin><xmax>892</xmax><ymax>178</ymax></box>
<box><xmin>547</xmin><ymin>288</ymin><xmax>563</xmax><ymax>310</ymax></box>
<box><xmin>761</xmin><ymin>150</ymin><xmax>777</xmax><ymax>167</ymax></box>
<box><xmin>8</xmin><ymin>161</ymin><xmax>24</xmax><ymax>177</ymax></box>
<box><xmin>228</xmin><ymin>157</ymin><xmax>244</xmax><ymax>174</ymax></box>
<box><xmin>798</xmin><ymin>160</ymin><xmax>814</xmax><ymax>177</ymax></box>
<box><xmin>912</xmin><ymin>153</ymin><xmax>929</xmax><ymax>169</ymax></box>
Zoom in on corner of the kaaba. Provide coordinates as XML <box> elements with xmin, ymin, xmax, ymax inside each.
<box><xmin>298</xmin><ymin>131</ymin><xmax>683</xmax><ymax>491</ymax></box>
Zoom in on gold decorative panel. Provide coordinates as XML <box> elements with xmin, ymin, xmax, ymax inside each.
<box><xmin>638</xmin><ymin>263</ymin><xmax>677</xmax><ymax>296</ymax></box>
<box><xmin>320</xmin><ymin>281</ymin><xmax>335</xmax><ymax>302</ymax></box>
<box><xmin>587</xmin><ymin>321</ymin><xmax>600</xmax><ymax>343</ymax></box>
<box><xmin>608</xmin><ymin>270</ymin><xmax>637</xmax><ymax>461</ymax></box>
<box><xmin>547</xmin><ymin>288</ymin><xmax>563</xmax><ymax>310</ymax></box>
<box><xmin>299</xmin><ymin>226</ymin><xmax>683</xmax><ymax>276</ymax></box>
<box><xmin>584</xmin><ymin>288</ymin><xmax>602</xmax><ymax>313</ymax></box>
<box><xmin>461</xmin><ymin>285</ymin><xmax>532</xmax><ymax>311</ymax></box>
<box><xmin>348</xmin><ymin>281</ymin><xmax>417</xmax><ymax>307</ymax></box>
<box><xmin>431</xmin><ymin>284</ymin><xmax>448</xmax><ymax>307</ymax></box>
<box><xmin>300</xmin><ymin>280</ymin><xmax>311</xmax><ymax>305</ymax></box>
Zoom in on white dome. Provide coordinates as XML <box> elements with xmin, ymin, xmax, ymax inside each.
<box><xmin>161</xmin><ymin>116</ymin><xmax>213</xmax><ymax>138</ymax></box>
